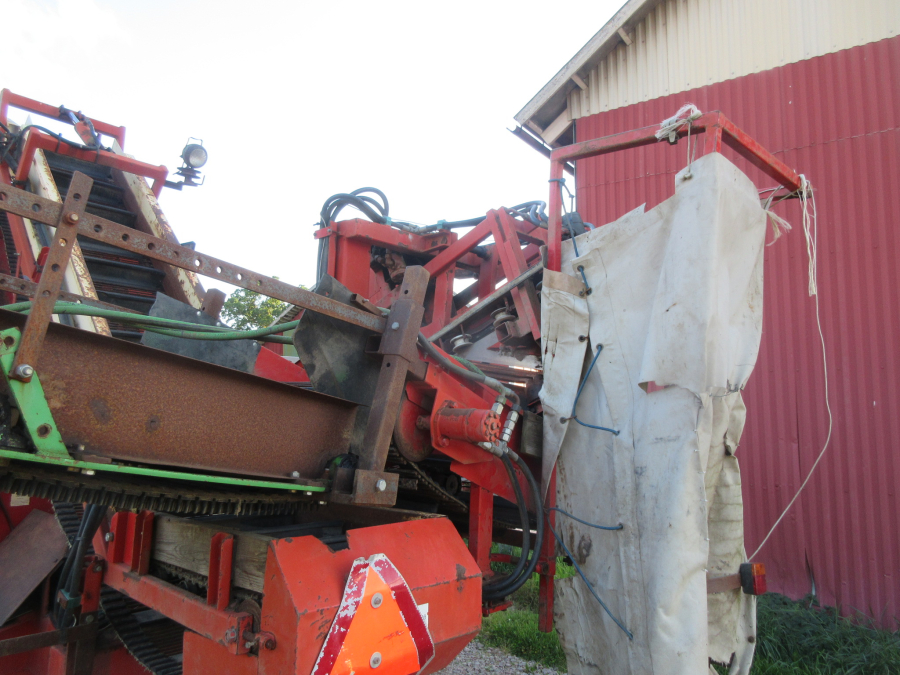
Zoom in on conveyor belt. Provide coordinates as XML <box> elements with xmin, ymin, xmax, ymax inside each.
<box><xmin>44</xmin><ymin>153</ymin><xmax>165</xmax><ymax>339</ymax></box>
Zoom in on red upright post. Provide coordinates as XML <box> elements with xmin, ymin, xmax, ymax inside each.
<box><xmin>468</xmin><ymin>485</ymin><xmax>493</xmax><ymax>576</ymax></box>
<box><xmin>547</xmin><ymin>163</ymin><xmax>565</xmax><ymax>273</ymax></box>
<box><xmin>538</xmin><ymin>469</ymin><xmax>557</xmax><ymax>633</ymax></box>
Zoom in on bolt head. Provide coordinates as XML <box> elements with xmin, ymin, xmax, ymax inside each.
<box><xmin>290</xmin><ymin>471</ymin><xmax>300</xmax><ymax>478</ymax></box>
<box><xmin>244</xmin><ymin>641</ymin><xmax>254</xmax><ymax>649</ymax></box>
<box><xmin>371</xmin><ymin>592</ymin><xmax>383</xmax><ymax>608</ymax></box>
<box><xmin>65</xmin><ymin>212</ymin><xmax>79</xmax><ymax>224</ymax></box>
<box><xmin>104</xmin><ymin>532</ymin><xmax>115</xmax><ymax>543</ymax></box>
<box><xmin>370</xmin><ymin>652</ymin><xmax>382</xmax><ymax>668</ymax></box>
<box><xmin>14</xmin><ymin>364</ymin><xmax>34</xmax><ymax>379</ymax></box>
<box><xmin>83</xmin><ymin>614</ymin><xmax>94</xmax><ymax>623</ymax></box>
<box><xmin>391</xmin><ymin>322</ymin><xmax>400</xmax><ymax>330</ymax></box>
<box><xmin>374</xmin><ymin>479</ymin><xmax>387</xmax><ymax>492</ymax></box>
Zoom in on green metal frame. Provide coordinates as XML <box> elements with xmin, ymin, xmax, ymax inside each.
<box><xmin>0</xmin><ymin>328</ymin><xmax>325</xmax><ymax>493</ymax></box>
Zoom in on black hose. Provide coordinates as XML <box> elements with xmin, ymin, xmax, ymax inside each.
<box><xmin>483</xmin><ymin>449</ymin><xmax>544</xmax><ymax>599</ymax></box>
<box><xmin>319</xmin><ymin>187</ymin><xmax>389</xmax><ymax>226</ymax></box>
<box><xmin>416</xmin><ymin>333</ymin><xmax>519</xmax><ymax>406</ymax></box>
<box><xmin>54</xmin><ymin>504</ymin><xmax>105</xmax><ymax>627</ymax></box>
<box><xmin>0</xmin><ymin>498</ymin><xmax>13</xmax><ymax>533</ymax></box>
<box><xmin>482</xmin><ymin>454</ymin><xmax>531</xmax><ymax>596</ymax></box>
<box><xmin>316</xmin><ymin>188</ymin><xmax>547</xmax><ymax>234</ymax></box>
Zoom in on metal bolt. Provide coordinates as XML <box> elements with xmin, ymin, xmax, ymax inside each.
<box><xmin>104</xmin><ymin>532</ymin><xmax>115</xmax><ymax>543</ymax></box>
<box><xmin>65</xmin><ymin>212</ymin><xmax>79</xmax><ymax>224</ymax></box>
<box><xmin>374</xmin><ymin>479</ymin><xmax>387</xmax><ymax>492</ymax></box>
<box><xmin>391</xmin><ymin>322</ymin><xmax>400</xmax><ymax>330</ymax></box>
<box><xmin>291</xmin><ymin>471</ymin><xmax>300</xmax><ymax>478</ymax></box>
<box><xmin>370</xmin><ymin>652</ymin><xmax>382</xmax><ymax>668</ymax></box>
<box><xmin>578</xmin><ymin>335</ymin><xmax>587</xmax><ymax>342</ymax></box>
<box><xmin>14</xmin><ymin>364</ymin><xmax>34</xmax><ymax>379</ymax></box>
<box><xmin>83</xmin><ymin>614</ymin><xmax>94</xmax><ymax>624</ymax></box>
<box><xmin>93</xmin><ymin>565</ymin><xmax>102</xmax><ymax>573</ymax></box>
<box><xmin>244</xmin><ymin>641</ymin><xmax>254</xmax><ymax>649</ymax></box>
<box><xmin>371</xmin><ymin>592</ymin><xmax>383</xmax><ymax>608</ymax></box>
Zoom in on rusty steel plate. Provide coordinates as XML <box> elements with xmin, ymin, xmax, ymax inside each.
<box><xmin>0</xmin><ymin>309</ymin><xmax>358</xmax><ymax>481</ymax></box>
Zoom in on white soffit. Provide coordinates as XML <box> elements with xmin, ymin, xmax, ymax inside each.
<box><xmin>517</xmin><ymin>0</ymin><xmax>900</xmax><ymax>135</ymax></box>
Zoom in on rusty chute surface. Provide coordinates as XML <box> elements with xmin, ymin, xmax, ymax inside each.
<box><xmin>0</xmin><ymin>309</ymin><xmax>358</xmax><ymax>481</ymax></box>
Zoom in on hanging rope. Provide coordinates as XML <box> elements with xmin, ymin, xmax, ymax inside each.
<box><xmin>751</xmin><ymin>177</ymin><xmax>832</xmax><ymax>559</ymax></box>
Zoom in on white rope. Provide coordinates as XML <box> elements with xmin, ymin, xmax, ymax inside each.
<box><xmin>655</xmin><ymin>103</ymin><xmax>702</xmax><ymax>141</ymax></box>
<box><xmin>656</xmin><ymin>103</ymin><xmax>703</xmax><ymax>177</ymax></box>
<box><xmin>762</xmin><ymin>188</ymin><xmax>792</xmax><ymax>245</ymax></box>
<box><xmin>750</xmin><ymin>178</ymin><xmax>832</xmax><ymax>560</ymax></box>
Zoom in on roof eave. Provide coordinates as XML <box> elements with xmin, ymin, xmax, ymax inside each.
<box><xmin>514</xmin><ymin>0</ymin><xmax>662</xmax><ymax>131</ymax></box>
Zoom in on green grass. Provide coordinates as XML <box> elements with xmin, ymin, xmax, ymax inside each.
<box><xmin>743</xmin><ymin>594</ymin><xmax>900</xmax><ymax>675</ymax></box>
<box><xmin>479</xmin><ymin>549</ymin><xmax>900</xmax><ymax>674</ymax></box>
<box><xmin>478</xmin><ymin>549</ymin><xmax>573</xmax><ymax>671</ymax></box>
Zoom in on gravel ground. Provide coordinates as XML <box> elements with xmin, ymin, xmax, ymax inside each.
<box><xmin>436</xmin><ymin>641</ymin><xmax>562</xmax><ymax>674</ymax></box>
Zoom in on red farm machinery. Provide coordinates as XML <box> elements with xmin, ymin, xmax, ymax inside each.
<box><xmin>0</xmin><ymin>90</ymin><xmax>802</xmax><ymax>675</ymax></box>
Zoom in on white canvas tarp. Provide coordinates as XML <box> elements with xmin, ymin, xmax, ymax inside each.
<box><xmin>540</xmin><ymin>152</ymin><xmax>765</xmax><ymax>675</ymax></box>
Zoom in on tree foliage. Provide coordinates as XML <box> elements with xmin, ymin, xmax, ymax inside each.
<box><xmin>221</xmin><ymin>281</ymin><xmax>290</xmax><ymax>330</ymax></box>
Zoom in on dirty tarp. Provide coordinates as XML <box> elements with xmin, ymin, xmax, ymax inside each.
<box><xmin>540</xmin><ymin>153</ymin><xmax>765</xmax><ymax>675</ymax></box>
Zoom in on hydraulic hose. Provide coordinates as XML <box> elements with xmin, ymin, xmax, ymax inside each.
<box><xmin>416</xmin><ymin>333</ymin><xmax>519</xmax><ymax>407</ymax></box>
<box><xmin>1</xmin><ymin>301</ymin><xmax>300</xmax><ymax>344</ymax></box>
<box><xmin>483</xmin><ymin>449</ymin><xmax>544</xmax><ymax>599</ymax></box>
<box><xmin>55</xmin><ymin>504</ymin><xmax>105</xmax><ymax>628</ymax></box>
<box><xmin>482</xmin><ymin>453</ymin><xmax>531</xmax><ymax>598</ymax></box>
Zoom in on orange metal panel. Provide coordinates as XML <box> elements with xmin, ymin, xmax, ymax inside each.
<box><xmin>258</xmin><ymin>518</ymin><xmax>481</xmax><ymax>675</ymax></box>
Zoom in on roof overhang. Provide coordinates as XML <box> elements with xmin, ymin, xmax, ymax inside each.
<box><xmin>514</xmin><ymin>0</ymin><xmax>662</xmax><ymax>145</ymax></box>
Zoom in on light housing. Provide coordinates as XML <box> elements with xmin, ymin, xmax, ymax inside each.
<box><xmin>181</xmin><ymin>143</ymin><xmax>208</xmax><ymax>169</ymax></box>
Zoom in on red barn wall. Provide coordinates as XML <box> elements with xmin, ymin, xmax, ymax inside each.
<box><xmin>573</xmin><ymin>35</ymin><xmax>900</xmax><ymax>627</ymax></box>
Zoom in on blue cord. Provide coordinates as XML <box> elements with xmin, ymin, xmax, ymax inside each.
<box><xmin>566</xmin><ymin>345</ymin><xmax>619</xmax><ymax>435</ymax></box>
<box><xmin>546</xmin><ymin>514</ymin><xmax>633</xmax><ymax>640</ymax></box>
<box><xmin>568</xmin><ymin>232</ymin><xmax>590</xmax><ymax>294</ymax></box>
<box><xmin>548</xmin><ymin>506</ymin><xmax>623</xmax><ymax>531</ymax></box>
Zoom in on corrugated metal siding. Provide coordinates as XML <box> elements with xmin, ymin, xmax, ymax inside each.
<box><xmin>568</xmin><ymin>0</ymin><xmax>900</xmax><ymax>119</ymax></box>
<box><xmin>574</xmin><ymin>35</ymin><xmax>900</xmax><ymax>628</ymax></box>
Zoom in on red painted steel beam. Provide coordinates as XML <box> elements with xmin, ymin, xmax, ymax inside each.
<box><xmin>546</xmin><ymin>111</ymin><xmax>804</xmax><ymax>271</ymax></box>
<box><xmin>0</xmin><ymin>89</ymin><xmax>126</xmax><ymax>147</ymax></box>
<box><xmin>14</xmin><ymin>129</ymin><xmax>168</xmax><ymax>197</ymax></box>
<box><xmin>207</xmin><ymin>533</ymin><xmax>234</xmax><ymax>612</ymax></box>
<box><xmin>719</xmin><ymin>116</ymin><xmax>803</xmax><ymax>192</ymax></box>
<box><xmin>425</xmin><ymin>216</ymin><xmax>493</xmax><ymax>278</ymax></box>
<box><xmin>104</xmin><ymin>561</ymin><xmax>253</xmax><ymax>655</ymax></box>
<box><xmin>468</xmin><ymin>485</ymin><xmax>493</xmax><ymax>575</ymax></box>
<box><xmin>317</xmin><ymin>219</ymin><xmax>458</xmax><ymax>254</ymax></box>
<box><xmin>537</xmin><ymin>469</ymin><xmax>557</xmax><ymax>633</ymax></box>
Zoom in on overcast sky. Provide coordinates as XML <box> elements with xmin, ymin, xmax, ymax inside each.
<box><xmin>5</xmin><ymin>0</ymin><xmax>623</xmax><ymax>294</ymax></box>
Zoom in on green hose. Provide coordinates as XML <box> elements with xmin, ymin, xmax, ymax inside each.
<box><xmin>452</xmin><ymin>355</ymin><xmax>486</xmax><ymax>377</ymax></box>
<box><xmin>0</xmin><ymin>301</ymin><xmax>300</xmax><ymax>344</ymax></box>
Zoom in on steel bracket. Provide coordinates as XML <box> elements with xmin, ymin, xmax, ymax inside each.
<box><xmin>0</xmin><ymin>327</ymin><xmax>70</xmax><ymax>458</ymax></box>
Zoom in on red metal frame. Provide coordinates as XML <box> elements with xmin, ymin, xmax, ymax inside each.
<box><xmin>546</xmin><ymin>111</ymin><xmax>804</xmax><ymax>272</ymax></box>
<box><xmin>11</xmin><ymin>129</ymin><xmax>168</xmax><ymax>197</ymax></box>
<box><xmin>0</xmin><ymin>89</ymin><xmax>170</xmax><ymax>280</ymax></box>
<box><xmin>0</xmin><ymin>90</ymin><xmax>126</xmax><ymax>148</ymax></box>
<box><xmin>207</xmin><ymin>533</ymin><xmax>234</xmax><ymax>612</ymax></box>
<box><xmin>100</xmin><ymin>511</ymin><xmax>254</xmax><ymax>656</ymax></box>
<box><xmin>317</xmin><ymin>209</ymin><xmax>543</xmax><ymax>341</ymax></box>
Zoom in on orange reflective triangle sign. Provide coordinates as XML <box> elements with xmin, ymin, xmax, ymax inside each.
<box><xmin>312</xmin><ymin>554</ymin><xmax>434</xmax><ymax>675</ymax></box>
